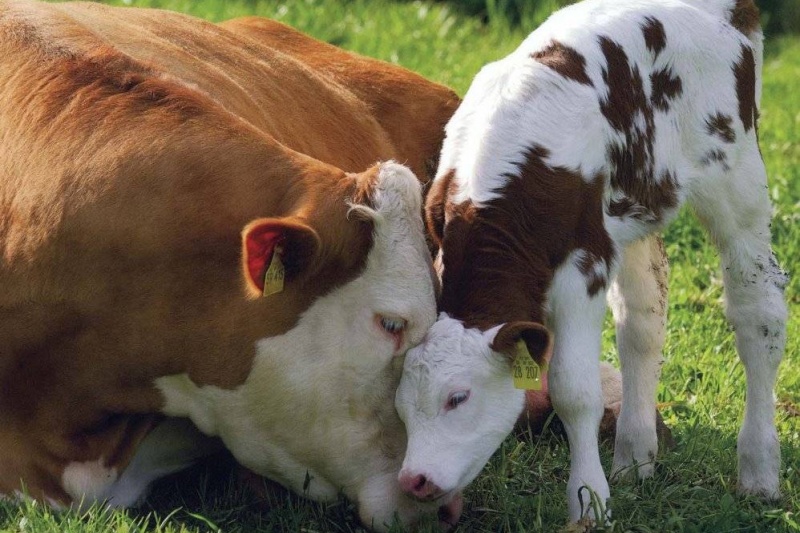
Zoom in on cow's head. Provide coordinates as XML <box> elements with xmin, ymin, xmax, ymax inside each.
<box><xmin>395</xmin><ymin>314</ymin><xmax>550</xmax><ymax>501</ymax></box>
<box><xmin>232</xmin><ymin>162</ymin><xmax>458</xmax><ymax>530</ymax></box>
<box><xmin>241</xmin><ymin>161</ymin><xmax>438</xmax><ymax>363</ymax></box>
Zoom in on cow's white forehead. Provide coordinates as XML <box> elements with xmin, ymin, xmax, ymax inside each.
<box><xmin>355</xmin><ymin>162</ymin><xmax>437</xmax><ymax>337</ymax></box>
<box><xmin>371</xmin><ymin>161</ymin><xmax>424</xmax><ymax>221</ymax></box>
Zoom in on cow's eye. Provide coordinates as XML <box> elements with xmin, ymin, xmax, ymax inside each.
<box><xmin>380</xmin><ymin>316</ymin><xmax>407</xmax><ymax>334</ymax></box>
<box><xmin>446</xmin><ymin>390</ymin><xmax>470</xmax><ymax>411</ymax></box>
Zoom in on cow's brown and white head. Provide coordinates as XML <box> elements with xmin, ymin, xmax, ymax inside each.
<box><xmin>396</xmin><ymin>314</ymin><xmax>549</xmax><ymax>500</ymax></box>
<box><xmin>240</xmin><ymin>161</ymin><xmax>436</xmax><ymax>362</ymax></box>
<box><xmin>159</xmin><ymin>161</ymin><xmax>443</xmax><ymax>531</ymax></box>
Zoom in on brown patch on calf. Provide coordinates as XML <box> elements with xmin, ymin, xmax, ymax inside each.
<box><xmin>598</xmin><ymin>36</ymin><xmax>679</xmax><ymax>222</ymax></box>
<box><xmin>436</xmin><ymin>145</ymin><xmax>614</xmax><ymax>329</ymax></box>
<box><xmin>700</xmin><ymin>149</ymin><xmax>730</xmax><ymax>171</ymax></box>
<box><xmin>734</xmin><ymin>44</ymin><xmax>757</xmax><ymax>133</ymax></box>
<box><xmin>641</xmin><ymin>17</ymin><xmax>666</xmax><ymax>57</ymax></box>
<box><xmin>706</xmin><ymin>113</ymin><xmax>736</xmax><ymax>143</ymax></box>
<box><xmin>577</xmin><ymin>251</ymin><xmax>609</xmax><ymax>296</ymax></box>
<box><xmin>730</xmin><ymin>0</ymin><xmax>761</xmax><ymax>36</ymax></box>
<box><xmin>598</xmin><ymin>37</ymin><xmax>644</xmax><ymax>133</ymax></box>
<box><xmin>531</xmin><ymin>41</ymin><xmax>593</xmax><ymax>86</ymax></box>
<box><xmin>650</xmin><ymin>67</ymin><xmax>683</xmax><ymax>112</ymax></box>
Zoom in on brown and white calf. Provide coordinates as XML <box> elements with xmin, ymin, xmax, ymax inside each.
<box><xmin>0</xmin><ymin>1</ymin><xmax>461</xmax><ymax>529</ymax></box>
<box><xmin>396</xmin><ymin>0</ymin><xmax>788</xmax><ymax>522</ymax></box>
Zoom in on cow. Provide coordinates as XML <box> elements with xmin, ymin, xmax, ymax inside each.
<box><xmin>0</xmin><ymin>1</ymin><xmax>463</xmax><ymax>529</ymax></box>
<box><xmin>395</xmin><ymin>0</ymin><xmax>788</xmax><ymax>524</ymax></box>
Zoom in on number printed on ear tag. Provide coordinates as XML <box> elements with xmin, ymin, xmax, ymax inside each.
<box><xmin>262</xmin><ymin>246</ymin><xmax>285</xmax><ymax>297</ymax></box>
<box><xmin>512</xmin><ymin>339</ymin><xmax>545</xmax><ymax>390</ymax></box>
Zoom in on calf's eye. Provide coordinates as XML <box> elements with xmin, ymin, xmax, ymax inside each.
<box><xmin>446</xmin><ymin>390</ymin><xmax>470</xmax><ymax>411</ymax></box>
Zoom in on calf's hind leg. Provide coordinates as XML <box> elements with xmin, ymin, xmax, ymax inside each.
<box><xmin>690</xmin><ymin>151</ymin><xmax>787</xmax><ymax>499</ymax></box>
<box><xmin>608</xmin><ymin>235</ymin><xmax>669</xmax><ymax>480</ymax></box>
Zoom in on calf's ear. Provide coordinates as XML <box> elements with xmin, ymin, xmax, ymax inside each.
<box><xmin>490</xmin><ymin>321</ymin><xmax>551</xmax><ymax>367</ymax></box>
<box><xmin>241</xmin><ymin>216</ymin><xmax>321</xmax><ymax>298</ymax></box>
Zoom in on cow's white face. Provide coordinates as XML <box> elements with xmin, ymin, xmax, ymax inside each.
<box><xmin>395</xmin><ymin>314</ymin><xmax>532</xmax><ymax>501</ymax></box>
<box><xmin>158</xmin><ymin>162</ymin><xmax>445</xmax><ymax>531</ymax></box>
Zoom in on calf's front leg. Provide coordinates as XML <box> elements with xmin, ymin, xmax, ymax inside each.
<box><xmin>547</xmin><ymin>251</ymin><xmax>610</xmax><ymax>522</ymax></box>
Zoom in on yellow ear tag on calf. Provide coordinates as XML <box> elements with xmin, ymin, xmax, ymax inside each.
<box><xmin>512</xmin><ymin>339</ymin><xmax>545</xmax><ymax>391</ymax></box>
<box><xmin>262</xmin><ymin>246</ymin><xmax>285</xmax><ymax>297</ymax></box>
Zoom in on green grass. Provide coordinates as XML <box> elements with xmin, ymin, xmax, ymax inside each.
<box><xmin>7</xmin><ymin>0</ymin><xmax>800</xmax><ymax>531</ymax></box>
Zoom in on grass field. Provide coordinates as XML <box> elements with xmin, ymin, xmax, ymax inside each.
<box><xmin>3</xmin><ymin>0</ymin><xmax>799</xmax><ymax>531</ymax></box>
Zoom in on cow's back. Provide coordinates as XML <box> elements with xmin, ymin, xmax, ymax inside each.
<box><xmin>219</xmin><ymin>16</ymin><xmax>460</xmax><ymax>179</ymax></box>
<box><xmin>1</xmin><ymin>1</ymin><xmax>457</xmax><ymax>173</ymax></box>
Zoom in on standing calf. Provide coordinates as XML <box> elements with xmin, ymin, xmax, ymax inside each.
<box><xmin>396</xmin><ymin>0</ymin><xmax>788</xmax><ymax>523</ymax></box>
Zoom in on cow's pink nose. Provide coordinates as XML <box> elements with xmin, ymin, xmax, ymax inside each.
<box><xmin>398</xmin><ymin>471</ymin><xmax>442</xmax><ymax>501</ymax></box>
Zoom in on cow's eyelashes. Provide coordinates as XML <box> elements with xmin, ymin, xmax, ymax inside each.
<box><xmin>380</xmin><ymin>316</ymin><xmax>407</xmax><ymax>334</ymax></box>
<box><xmin>446</xmin><ymin>390</ymin><xmax>470</xmax><ymax>411</ymax></box>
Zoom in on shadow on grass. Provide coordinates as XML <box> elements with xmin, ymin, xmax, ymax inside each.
<box><xmin>126</xmin><ymin>414</ymin><xmax>799</xmax><ymax>533</ymax></box>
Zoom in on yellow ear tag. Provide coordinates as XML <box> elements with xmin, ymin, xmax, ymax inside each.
<box><xmin>512</xmin><ymin>339</ymin><xmax>545</xmax><ymax>391</ymax></box>
<box><xmin>262</xmin><ymin>246</ymin><xmax>285</xmax><ymax>297</ymax></box>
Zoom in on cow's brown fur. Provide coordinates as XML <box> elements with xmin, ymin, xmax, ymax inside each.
<box><xmin>598</xmin><ymin>36</ymin><xmax>680</xmax><ymax>222</ymax></box>
<box><xmin>0</xmin><ymin>0</ymin><xmax>458</xmax><ymax>503</ymax></box>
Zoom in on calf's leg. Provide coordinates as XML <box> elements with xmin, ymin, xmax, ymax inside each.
<box><xmin>608</xmin><ymin>235</ymin><xmax>669</xmax><ymax>479</ymax></box>
<box><xmin>547</xmin><ymin>252</ymin><xmax>610</xmax><ymax>522</ymax></box>
<box><xmin>690</xmin><ymin>151</ymin><xmax>787</xmax><ymax>499</ymax></box>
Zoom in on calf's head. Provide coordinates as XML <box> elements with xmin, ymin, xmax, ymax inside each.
<box><xmin>396</xmin><ymin>314</ymin><xmax>550</xmax><ymax>500</ymax></box>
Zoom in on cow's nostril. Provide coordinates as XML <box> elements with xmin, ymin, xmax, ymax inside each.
<box><xmin>399</xmin><ymin>472</ymin><xmax>428</xmax><ymax>498</ymax></box>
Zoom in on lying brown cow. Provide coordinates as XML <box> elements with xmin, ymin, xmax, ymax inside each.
<box><xmin>0</xmin><ymin>0</ymin><xmax>460</xmax><ymax>529</ymax></box>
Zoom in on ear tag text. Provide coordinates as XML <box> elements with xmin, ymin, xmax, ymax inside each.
<box><xmin>262</xmin><ymin>246</ymin><xmax>285</xmax><ymax>297</ymax></box>
<box><xmin>512</xmin><ymin>339</ymin><xmax>545</xmax><ymax>390</ymax></box>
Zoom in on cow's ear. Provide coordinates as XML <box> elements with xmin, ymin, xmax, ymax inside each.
<box><xmin>489</xmin><ymin>321</ymin><xmax>551</xmax><ymax>367</ymax></box>
<box><xmin>241</xmin><ymin>216</ymin><xmax>321</xmax><ymax>298</ymax></box>
<box><xmin>424</xmin><ymin>170</ymin><xmax>455</xmax><ymax>246</ymax></box>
